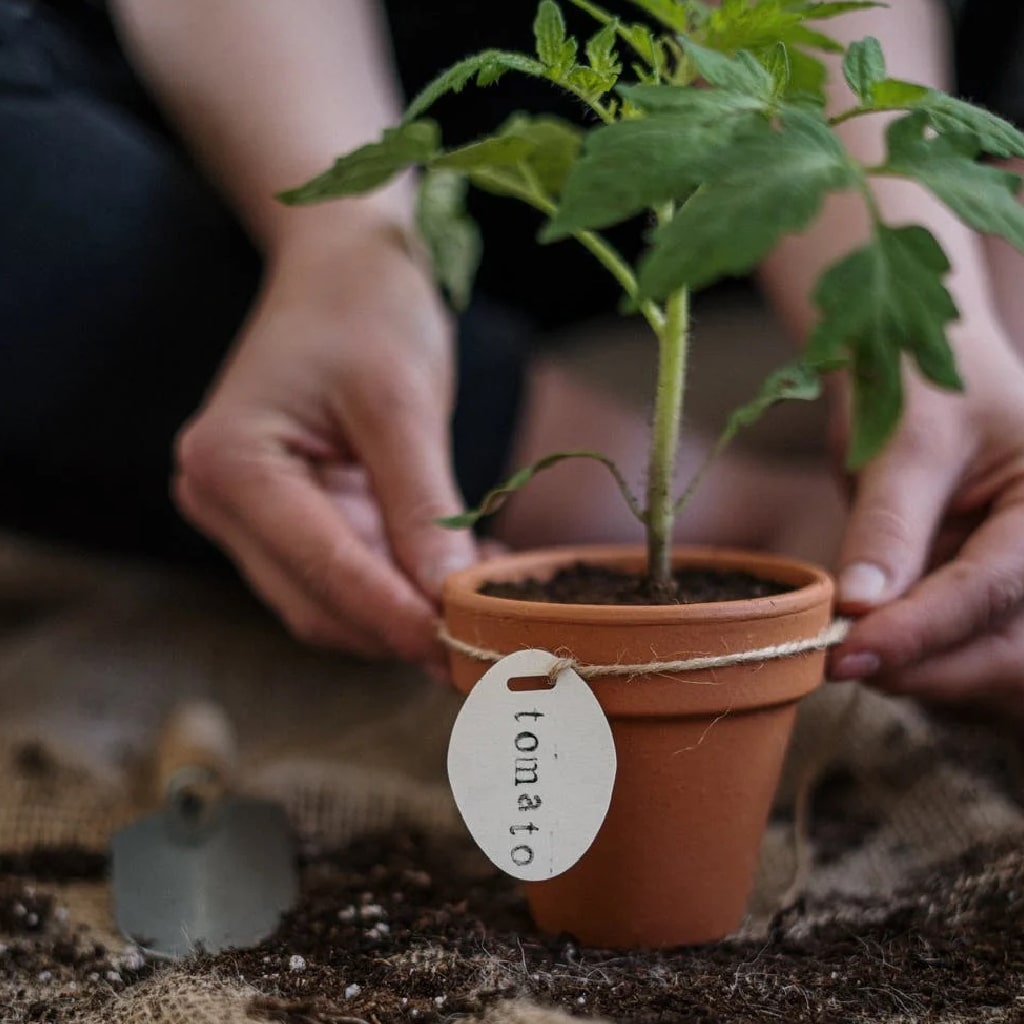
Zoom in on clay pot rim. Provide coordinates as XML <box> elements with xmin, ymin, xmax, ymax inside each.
<box><xmin>443</xmin><ymin>543</ymin><xmax>833</xmax><ymax>626</ymax></box>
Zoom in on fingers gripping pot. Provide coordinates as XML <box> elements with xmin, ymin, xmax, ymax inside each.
<box><xmin>442</xmin><ymin>544</ymin><xmax>834</xmax><ymax>949</ymax></box>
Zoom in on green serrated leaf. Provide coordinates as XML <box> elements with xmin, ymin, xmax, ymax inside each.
<box><xmin>843</xmin><ymin>37</ymin><xmax>886</xmax><ymax>103</ymax></box>
<box><xmin>586</xmin><ymin>20</ymin><xmax>621</xmax><ymax>75</ymax></box>
<box><xmin>563</xmin><ymin>0</ymin><xmax>663</xmax><ymax>71</ymax></box>
<box><xmin>622</xmin><ymin>22</ymin><xmax>664</xmax><ymax>71</ymax></box>
<box><xmin>403</xmin><ymin>51</ymin><xmax>546</xmax><ymax>123</ymax></box>
<box><xmin>535</xmin><ymin>0</ymin><xmax>570</xmax><ymax>66</ymax></box>
<box><xmin>432</xmin><ymin>135</ymin><xmax>536</xmax><ymax>171</ymax></box>
<box><xmin>545</xmin><ymin>110</ymin><xmax>756</xmax><ymax>238</ymax></box>
<box><xmin>566</xmin><ymin>65</ymin><xmax>617</xmax><ymax>100</ymax></box>
<box><xmin>882</xmin><ymin>112</ymin><xmax>1024</xmax><ymax>253</ymax></box>
<box><xmin>278</xmin><ymin>122</ymin><xmax>439</xmax><ymax>204</ymax></box>
<box><xmin>638</xmin><ymin>109</ymin><xmax>857</xmax><ymax>296</ymax></box>
<box><xmin>416</xmin><ymin>170</ymin><xmax>481</xmax><ymax>312</ymax></box>
<box><xmin>681</xmin><ymin>39</ymin><xmax>774</xmax><ymax>98</ymax></box>
<box><xmin>807</xmin><ymin>225</ymin><xmax>963</xmax><ymax>467</ymax></box>
<box><xmin>915</xmin><ymin>91</ymin><xmax>1024</xmax><ymax>159</ymax></box>
<box><xmin>437</xmin><ymin>450</ymin><xmax>643</xmax><ymax>528</ymax></box>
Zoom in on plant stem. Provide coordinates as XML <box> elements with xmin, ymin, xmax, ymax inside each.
<box><xmin>518</xmin><ymin>168</ymin><xmax>666</xmax><ymax>335</ymax></box>
<box><xmin>645</xmin><ymin>284</ymin><xmax>689</xmax><ymax>593</ymax></box>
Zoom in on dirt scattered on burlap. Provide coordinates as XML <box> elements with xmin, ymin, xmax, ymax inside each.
<box><xmin>228</xmin><ymin>830</ymin><xmax>1023</xmax><ymax>1024</ymax></box>
<box><xmin>480</xmin><ymin>563</ymin><xmax>790</xmax><ymax>606</ymax></box>
<box><xmin>1</xmin><ymin>877</ymin><xmax>153</xmax><ymax>1023</ymax></box>
<box><xmin>3</xmin><ymin>829</ymin><xmax>1023</xmax><ymax>1023</ymax></box>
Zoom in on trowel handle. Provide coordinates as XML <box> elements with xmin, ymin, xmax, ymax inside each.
<box><xmin>155</xmin><ymin>700</ymin><xmax>238</xmax><ymax>812</ymax></box>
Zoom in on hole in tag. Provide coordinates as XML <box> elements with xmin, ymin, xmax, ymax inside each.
<box><xmin>507</xmin><ymin>676</ymin><xmax>555</xmax><ymax>692</ymax></box>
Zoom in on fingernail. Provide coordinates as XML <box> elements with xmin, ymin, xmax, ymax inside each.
<box><xmin>838</xmin><ymin>562</ymin><xmax>887</xmax><ymax>606</ymax></box>
<box><xmin>832</xmin><ymin>651</ymin><xmax>881</xmax><ymax>680</ymax></box>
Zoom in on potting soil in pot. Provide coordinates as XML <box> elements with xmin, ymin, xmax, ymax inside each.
<box><xmin>479</xmin><ymin>562</ymin><xmax>791</xmax><ymax>605</ymax></box>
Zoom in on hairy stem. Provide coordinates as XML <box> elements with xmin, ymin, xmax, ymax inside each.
<box><xmin>646</xmin><ymin>284</ymin><xmax>689</xmax><ymax>593</ymax></box>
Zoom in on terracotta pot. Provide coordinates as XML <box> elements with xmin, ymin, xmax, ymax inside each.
<box><xmin>442</xmin><ymin>544</ymin><xmax>834</xmax><ymax>949</ymax></box>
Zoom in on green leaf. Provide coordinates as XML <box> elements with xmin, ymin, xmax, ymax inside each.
<box><xmin>807</xmin><ymin>225</ymin><xmax>963</xmax><ymax>467</ymax></box>
<box><xmin>784</xmin><ymin>48</ymin><xmax>828</xmax><ymax>104</ymax></box>
<box><xmin>786</xmin><ymin>25</ymin><xmax>843</xmax><ymax>54</ymax></box>
<box><xmin>403</xmin><ymin>51</ymin><xmax>545</xmax><ymax>123</ymax></box>
<box><xmin>449</xmin><ymin>116</ymin><xmax>582</xmax><ymax>205</ymax></box>
<box><xmin>535</xmin><ymin>0</ymin><xmax>565</xmax><ymax>63</ymax></box>
<box><xmin>535</xmin><ymin>0</ymin><xmax>578</xmax><ymax>74</ymax></box>
<box><xmin>617</xmin><ymin>82</ymin><xmax>767</xmax><ymax>117</ymax></box>
<box><xmin>432</xmin><ymin>135</ymin><xmax>536</xmax><ymax>171</ymax></box>
<box><xmin>586</xmin><ymin>20</ymin><xmax>621</xmax><ymax>76</ymax></box>
<box><xmin>278</xmin><ymin>122</ymin><xmax>439</xmax><ymax>204</ymax></box>
<box><xmin>722</xmin><ymin>361</ymin><xmax>822</xmax><ymax>436</ymax></box>
<box><xmin>915</xmin><ymin>91</ymin><xmax>1024</xmax><ymax>159</ymax></box>
<box><xmin>882</xmin><ymin>112</ymin><xmax>1024</xmax><ymax>253</ymax></box>
<box><xmin>869</xmin><ymin>78</ymin><xmax>930</xmax><ymax>109</ymax></box>
<box><xmin>437</xmin><ymin>451</ymin><xmax>643</xmax><ymax>528</ymax></box>
<box><xmin>500</xmin><ymin>114</ymin><xmax>583</xmax><ymax>195</ymax></box>
<box><xmin>621</xmin><ymin>23</ymin><xmax>664</xmax><ymax>72</ymax></box>
<box><xmin>563</xmin><ymin>0</ymin><xmax>663</xmax><ymax>71</ymax></box>
<box><xmin>762</xmin><ymin>42</ymin><xmax>791</xmax><ymax>96</ymax></box>
<box><xmin>843</xmin><ymin>37</ymin><xmax>885</xmax><ymax>103</ymax></box>
<box><xmin>637</xmin><ymin>109</ymin><xmax>857</xmax><ymax>296</ymax></box>
<box><xmin>544</xmin><ymin>111</ymin><xmax>752</xmax><ymax>238</ymax></box>
<box><xmin>566</xmin><ymin>65</ymin><xmax>617</xmax><ymax>100</ymax></box>
<box><xmin>847</xmin><ymin>332</ymin><xmax>904</xmax><ymax>469</ymax></box>
<box><xmin>681</xmin><ymin>39</ymin><xmax>774</xmax><ymax>99</ymax></box>
<box><xmin>416</xmin><ymin>170</ymin><xmax>481</xmax><ymax>311</ymax></box>
<box><xmin>701</xmin><ymin>0</ymin><xmax>798</xmax><ymax>50</ymax></box>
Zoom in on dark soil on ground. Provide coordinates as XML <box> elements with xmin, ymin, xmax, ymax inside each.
<box><xmin>480</xmin><ymin>563</ymin><xmax>791</xmax><ymax>606</ymax></box>
<box><xmin>4</xmin><ymin>829</ymin><xmax>1022</xmax><ymax>1024</ymax></box>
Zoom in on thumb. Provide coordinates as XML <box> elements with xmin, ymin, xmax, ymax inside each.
<box><xmin>836</xmin><ymin>447</ymin><xmax>958</xmax><ymax>613</ymax></box>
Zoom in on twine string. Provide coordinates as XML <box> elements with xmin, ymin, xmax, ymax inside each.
<box><xmin>438</xmin><ymin>618</ymin><xmax>851</xmax><ymax>683</ymax></box>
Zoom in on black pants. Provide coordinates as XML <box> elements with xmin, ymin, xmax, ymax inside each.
<box><xmin>0</xmin><ymin>0</ymin><xmax>526</xmax><ymax>564</ymax></box>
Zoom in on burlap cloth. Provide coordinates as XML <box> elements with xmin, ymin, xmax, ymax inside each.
<box><xmin>1</xmin><ymin>531</ymin><xmax>1022</xmax><ymax>1024</ymax></box>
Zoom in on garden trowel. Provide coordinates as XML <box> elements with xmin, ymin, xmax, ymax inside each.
<box><xmin>111</xmin><ymin>700</ymin><xmax>298</xmax><ymax>958</ymax></box>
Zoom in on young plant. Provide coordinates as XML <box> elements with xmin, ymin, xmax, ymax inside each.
<box><xmin>281</xmin><ymin>0</ymin><xmax>1024</xmax><ymax>599</ymax></box>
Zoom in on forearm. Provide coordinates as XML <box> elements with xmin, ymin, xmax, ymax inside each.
<box><xmin>760</xmin><ymin>0</ymin><xmax>1006</xmax><ymax>352</ymax></box>
<box><xmin>109</xmin><ymin>0</ymin><xmax>411</xmax><ymax>253</ymax></box>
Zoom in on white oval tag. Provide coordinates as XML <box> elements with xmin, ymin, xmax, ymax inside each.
<box><xmin>447</xmin><ymin>649</ymin><xmax>617</xmax><ymax>882</ymax></box>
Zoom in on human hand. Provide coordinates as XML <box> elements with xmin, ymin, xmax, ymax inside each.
<box><xmin>827</xmin><ymin>328</ymin><xmax>1024</xmax><ymax>722</ymax></box>
<box><xmin>174</xmin><ymin>220</ymin><xmax>476</xmax><ymax>674</ymax></box>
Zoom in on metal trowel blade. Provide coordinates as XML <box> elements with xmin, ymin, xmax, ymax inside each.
<box><xmin>111</xmin><ymin>796</ymin><xmax>297</xmax><ymax>959</ymax></box>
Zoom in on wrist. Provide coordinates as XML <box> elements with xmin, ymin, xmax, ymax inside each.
<box><xmin>268</xmin><ymin>181</ymin><xmax>417</xmax><ymax>255</ymax></box>
<box><xmin>267</xmin><ymin>192</ymin><xmax>432</xmax><ymax>284</ymax></box>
